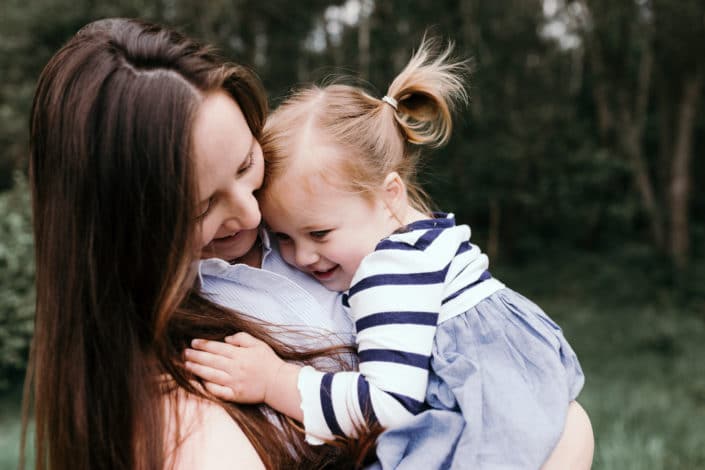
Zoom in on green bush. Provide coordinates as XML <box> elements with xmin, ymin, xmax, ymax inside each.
<box><xmin>0</xmin><ymin>173</ymin><xmax>34</xmax><ymax>389</ymax></box>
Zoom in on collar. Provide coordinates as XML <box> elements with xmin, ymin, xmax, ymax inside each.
<box><xmin>394</xmin><ymin>212</ymin><xmax>456</xmax><ymax>234</ymax></box>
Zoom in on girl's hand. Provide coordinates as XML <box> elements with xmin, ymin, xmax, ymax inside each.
<box><xmin>184</xmin><ymin>332</ymin><xmax>285</xmax><ymax>404</ymax></box>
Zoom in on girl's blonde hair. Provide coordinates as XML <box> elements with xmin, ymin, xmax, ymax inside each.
<box><xmin>261</xmin><ymin>37</ymin><xmax>469</xmax><ymax>214</ymax></box>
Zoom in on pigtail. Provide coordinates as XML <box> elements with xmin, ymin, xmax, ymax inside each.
<box><xmin>261</xmin><ymin>36</ymin><xmax>471</xmax><ymax>217</ymax></box>
<box><xmin>384</xmin><ymin>36</ymin><xmax>469</xmax><ymax>147</ymax></box>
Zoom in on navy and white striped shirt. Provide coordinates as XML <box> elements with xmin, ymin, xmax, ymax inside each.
<box><xmin>298</xmin><ymin>213</ymin><xmax>505</xmax><ymax>444</ymax></box>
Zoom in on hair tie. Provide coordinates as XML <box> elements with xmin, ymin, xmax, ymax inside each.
<box><xmin>381</xmin><ymin>95</ymin><xmax>398</xmax><ymax>111</ymax></box>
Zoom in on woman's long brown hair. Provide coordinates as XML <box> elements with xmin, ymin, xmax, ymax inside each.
<box><xmin>23</xmin><ymin>18</ymin><xmax>367</xmax><ymax>470</ymax></box>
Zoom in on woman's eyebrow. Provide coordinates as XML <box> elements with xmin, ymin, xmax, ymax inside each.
<box><xmin>246</xmin><ymin>135</ymin><xmax>255</xmax><ymax>157</ymax></box>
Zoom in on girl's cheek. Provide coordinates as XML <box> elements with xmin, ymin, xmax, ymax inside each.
<box><xmin>279</xmin><ymin>245</ymin><xmax>297</xmax><ymax>267</ymax></box>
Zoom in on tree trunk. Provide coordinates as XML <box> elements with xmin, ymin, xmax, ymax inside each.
<box><xmin>459</xmin><ymin>0</ymin><xmax>485</xmax><ymax>119</ymax></box>
<box><xmin>616</xmin><ymin>40</ymin><xmax>665</xmax><ymax>249</ymax></box>
<box><xmin>621</xmin><ymin>109</ymin><xmax>665</xmax><ymax>249</ymax></box>
<box><xmin>587</xmin><ymin>41</ymin><xmax>614</xmax><ymax>141</ymax></box>
<box><xmin>582</xmin><ymin>1</ymin><xmax>669</xmax><ymax>250</ymax></box>
<box><xmin>589</xmin><ymin>34</ymin><xmax>664</xmax><ymax>249</ymax></box>
<box><xmin>357</xmin><ymin>0</ymin><xmax>371</xmax><ymax>80</ymax></box>
<box><xmin>669</xmin><ymin>72</ymin><xmax>703</xmax><ymax>270</ymax></box>
<box><xmin>657</xmin><ymin>83</ymin><xmax>673</xmax><ymax>199</ymax></box>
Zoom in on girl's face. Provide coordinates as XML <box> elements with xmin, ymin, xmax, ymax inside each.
<box><xmin>193</xmin><ymin>91</ymin><xmax>264</xmax><ymax>262</ymax></box>
<box><xmin>261</xmin><ymin>144</ymin><xmax>400</xmax><ymax>292</ymax></box>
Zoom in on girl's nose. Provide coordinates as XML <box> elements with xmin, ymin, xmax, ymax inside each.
<box><xmin>294</xmin><ymin>244</ymin><xmax>319</xmax><ymax>268</ymax></box>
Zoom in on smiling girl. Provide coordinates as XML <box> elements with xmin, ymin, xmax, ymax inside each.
<box><xmin>185</xmin><ymin>38</ymin><xmax>591</xmax><ymax>469</ymax></box>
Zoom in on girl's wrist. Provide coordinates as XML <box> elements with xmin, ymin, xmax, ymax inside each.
<box><xmin>264</xmin><ymin>361</ymin><xmax>286</xmax><ymax>404</ymax></box>
<box><xmin>264</xmin><ymin>362</ymin><xmax>304</xmax><ymax>421</ymax></box>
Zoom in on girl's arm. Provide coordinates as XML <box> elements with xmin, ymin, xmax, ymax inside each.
<box><xmin>184</xmin><ymin>333</ymin><xmax>303</xmax><ymax>422</ymax></box>
<box><xmin>185</xmin><ymin>330</ymin><xmax>423</xmax><ymax>442</ymax></box>
<box><xmin>186</xmin><ymin>224</ymin><xmax>470</xmax><ymax>443</ymax></box>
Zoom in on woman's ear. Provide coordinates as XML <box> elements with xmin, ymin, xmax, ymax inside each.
<box><xmin>380</xmin><ymin>171</ymin><xmax>406</xmax><ymax>216</ymax></box>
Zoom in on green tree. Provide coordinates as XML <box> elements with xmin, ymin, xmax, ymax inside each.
<box><xmin>573</xmin><ymin>0</ymin><xmax>705</xmax><ymax>270</ymax></box>
<box><xmin>0</xmin><ymin>173</ymin><xmax>34</xmax><ymax>388</ymax></box>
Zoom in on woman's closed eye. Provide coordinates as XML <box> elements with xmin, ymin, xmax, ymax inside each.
<box><xmin>237</xmin><ymin>151</ymin><xmax>254</xmax><ymax>175</ymax></box>
<box><xmin>195</xmin><ymin>197</ymin><xmax>215</xmax><ymax>220</ymax></box>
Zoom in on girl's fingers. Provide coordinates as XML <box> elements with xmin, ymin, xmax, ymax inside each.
<box><xmin>224</xmin><ymin>331</ymin><xmax>259</xmax><ymax>347</ymax></box>
<box><xmin>183</xmin><ymin>348</ymin><xmax>234</xmax><ymax>372</ymax></box>
<box><xmin>191</xmin><ymin>338</ymin><xmax>238</xmax><ymax>356</ymax></box>
<box><xmin>184</xmin><ymin>359</ymin><xmax>231</xmax><ymax>386</ymax></box>
<box><xmin>203</xmin><ymin>381</ymin><xmax>236</xmax><ymax>402</ymax></box>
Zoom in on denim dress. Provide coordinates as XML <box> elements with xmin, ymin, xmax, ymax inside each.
<box><xmin>370</xmin><ymin>287</ymin><xmax>585</xmax><ymax>470</ymax></box>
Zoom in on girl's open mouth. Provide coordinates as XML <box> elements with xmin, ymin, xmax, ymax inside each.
<box><xmin>313</xmin><ymin>266</ymin><xmax>338</xmax><ymax>280</ymax></box>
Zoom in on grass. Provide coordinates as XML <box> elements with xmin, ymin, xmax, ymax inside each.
<box><xmin>1</xmin><ymin>253</ymin><xmax>704</xmax><ymax>469</ymax></box>
<box><xmin>545</xmin><ymin>300</ymin><xmax>705</xmax><ymax>469</ymax></box>
<box><xmin>495</xmin><ymin>250</ymin><xmax>705</xmax><ymax>470</ymax></box>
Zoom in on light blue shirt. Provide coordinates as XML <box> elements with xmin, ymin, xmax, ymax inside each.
<box><xmin>197</xmin><ymin>229</ymin><xmax>355</xmax><ymax>348</ymax></box>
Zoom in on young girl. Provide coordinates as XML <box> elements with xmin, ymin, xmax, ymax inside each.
<box><xmin>185</xmin><ymin>39</ymin><xmax>585</xmax><ymax>468</ymax></box>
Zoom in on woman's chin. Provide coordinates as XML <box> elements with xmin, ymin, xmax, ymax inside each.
<box><xmin>200</xmin><ymin>229</ymin><xmax>258</xmax><ymax>262</ymax></box>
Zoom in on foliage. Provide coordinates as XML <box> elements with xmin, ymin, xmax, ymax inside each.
<box><xmin>0</xmin><ymin>1</ymin><xmax>702</xmax><ymax>466</ymax></box>
<box><xmin>0</xmin><ymin>0</ymin><xmax>701</xmax><ymax>372</ymax></box>
<box><xmin>0</xmin><ymin>1</ymin><xmax>703</xmax><ymax>267</ymax></box>
<box><xmin>0</xmin><ymin>173</ymin><xmax>34</xmax><ymax>389</ymax></box>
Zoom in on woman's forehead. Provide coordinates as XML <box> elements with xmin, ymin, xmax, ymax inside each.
<box><xmin>192</xmin><ymin>92</ymin><xmax>251</xmax><ymax>192</ymax></box>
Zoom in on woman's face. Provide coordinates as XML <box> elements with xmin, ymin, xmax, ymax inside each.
<box><xmin>192</xmin><ymin>91</ymin><xmax>264</xmax><ymax>262</ymax></box>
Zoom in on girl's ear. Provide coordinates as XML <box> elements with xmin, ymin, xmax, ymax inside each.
<box><xmin>380</xmin><ymin>171</ymin><xmax>406</xmax><ymax>216</ymax></box>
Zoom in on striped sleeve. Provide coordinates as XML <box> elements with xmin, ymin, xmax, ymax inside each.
<box><xmin>298</xmin><ymin>224</ymin><xmax>469</xmax><ymax>444</ymax></box>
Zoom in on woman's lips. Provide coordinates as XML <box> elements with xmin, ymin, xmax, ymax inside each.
<box><xmin>208</xmin><ymin>231</ymin><xmax>241</xmax><ymax>248</ymax></box>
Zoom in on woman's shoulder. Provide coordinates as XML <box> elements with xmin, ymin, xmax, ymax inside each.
<box><xmin>164</xmin><ymin>390</ymin><xmax>264</xmax><ymax>470</ymax></box>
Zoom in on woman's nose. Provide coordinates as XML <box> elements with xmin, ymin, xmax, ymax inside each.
<box><xmin>223</xmin><ymin>189</ymin><xmax>261</xmax><ymax>231</ymax></box>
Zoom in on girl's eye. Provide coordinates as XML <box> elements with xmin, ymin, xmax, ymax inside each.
<box><xmin>310</xmin><ymin>230</ymin><xmax>331</xmax><ymax>240</ymax></box>
<box><xmin>195</xmin><ymin>197</ymin><xmax>214</xmax><ymax>220</ymax></box>
<box><xmin>237</xmin><ymin>151</ymin><xmax>255</xmax><ymax>175</ymax></box>
<box><xmin>273</xmin><ymin>232</ymin><xmax>292</xmax><ymax>242</ymax></box>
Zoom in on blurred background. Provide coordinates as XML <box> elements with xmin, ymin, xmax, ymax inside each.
<box><xmin>0</xmin><ymin>0</ymin><xmax>703</xmax><ymax>468</ymax></box>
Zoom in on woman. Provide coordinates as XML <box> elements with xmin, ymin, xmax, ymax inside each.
<box><xmin>23</xmin><ymin>17</ymin><xmax>592</xmax><ymax>469</ymax></box>
<box><xmin>23</xmin><ymin>17</ymin><xmax>349</xmax><ymax>470</ymax></box>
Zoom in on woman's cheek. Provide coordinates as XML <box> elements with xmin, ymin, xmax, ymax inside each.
<box><xmin>197</xmin><ymin>219</ymin><xmax>217</xmax><ymax>250</ymax></box>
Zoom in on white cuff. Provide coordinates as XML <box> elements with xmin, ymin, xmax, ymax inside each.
<box><xmin>297</xmin><ymin>365</ymin><xmax>331</xmax><ymax>445</ymax></box>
